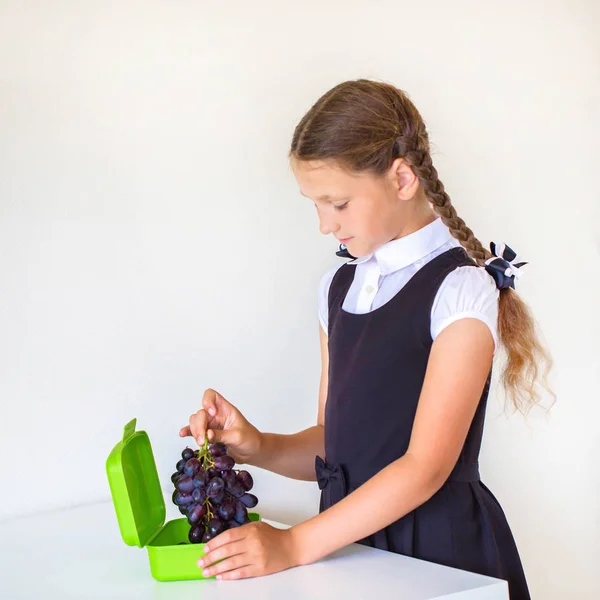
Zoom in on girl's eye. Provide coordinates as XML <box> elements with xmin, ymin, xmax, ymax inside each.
<box><xmin>334</xmin><ymin>202</ymin><xmax>348</xmax><ymax>211</ymax></box>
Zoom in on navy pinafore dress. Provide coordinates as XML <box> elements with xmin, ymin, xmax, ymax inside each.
<box><xmin>315</xmin><ymin>247</ymin><xmax>530</xmax><ymax>600</ymax></box>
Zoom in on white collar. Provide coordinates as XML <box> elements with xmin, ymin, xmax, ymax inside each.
<box><xmin>349</xmin><ymin>218</ymin><xmax>453</xmax><ymax>275</ymax></box>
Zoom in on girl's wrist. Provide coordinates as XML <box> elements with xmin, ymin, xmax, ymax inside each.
<box><xmin>288</xmin><ymin>524</ymin><xmax>310</xmax><ymax>567</ymax></box>
<box><xmin>246</xmin><ymin>427</ymin><xmax>266</xmax><ymax>467</ymax></box>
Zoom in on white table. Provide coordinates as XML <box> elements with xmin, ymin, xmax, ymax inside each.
<box><xmin>0</xmin><ymin>501</ymin><xmax>508</xmax><ymax>599</ymax></box>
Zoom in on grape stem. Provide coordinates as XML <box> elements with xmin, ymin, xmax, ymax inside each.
<box><xmin>196</xmin><ymin>441</ymin><xmax>217</xmax><ymax>524</ymax></box>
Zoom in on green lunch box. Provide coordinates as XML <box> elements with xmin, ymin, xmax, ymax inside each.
<box><xmin>106</xmin><ymin>418</ymin><xmax>261</xmax><ymax>581</ymax></box>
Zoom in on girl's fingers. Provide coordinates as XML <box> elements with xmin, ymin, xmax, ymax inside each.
<box><xmin>202</xmin><ymin>553</ymin><xmax>251</xmax><ymax>579</ymax></box>
<box><xmin>181</xmin><ymin>389</ymin><xmax>228</xmax><ymax>444</ymax></box>
<box><xmin>217</xmin><ymin>566</ymin><xmax>255</xmax><ymax>581</ymax></box>
<box><xmin>190</xmin><ymin>410</ymin><xmax>210</xmax><ymax>445</ymax></box>
<box><xmin>199</xmin><ymin>539</ymin><xmax>246</xmax><ymax>571</ymax></box>
<box><xmin>202</xmin><ymin>388</ymin><xmax>218</xmax><ymax>417</ymax></box>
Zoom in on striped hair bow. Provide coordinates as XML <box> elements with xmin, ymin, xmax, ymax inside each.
<box><xmin>484</xmin><ymin>242</ymin><xmax>528</xmax><ymax>290</ymax></box>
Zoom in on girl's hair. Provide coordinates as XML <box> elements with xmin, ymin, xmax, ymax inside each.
<box><xmin>290</xmin><ymin>79</ymin><xmax>553</xmax><ymax>414</ymax></box>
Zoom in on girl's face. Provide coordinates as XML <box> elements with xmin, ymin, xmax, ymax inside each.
<box><xmin>292</xmin><ymin>158</ymin><xmax>428</xmax><ymax>258</ymax></box>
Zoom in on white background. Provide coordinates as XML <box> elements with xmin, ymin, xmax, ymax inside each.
<box><xmin>1</xmin><ymin>1</ymin><xmax>598</xmax><ymax>598</ymax></box>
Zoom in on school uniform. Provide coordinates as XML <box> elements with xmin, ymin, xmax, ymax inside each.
<box><xmin>315</xmin><ymin>218</ymin><xmax>530</xmax><ymax>600</ymax></box>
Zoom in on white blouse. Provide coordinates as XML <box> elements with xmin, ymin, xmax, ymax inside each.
<box><xmin>318</xmin><ymin>218</ymin><xmax>500</xmax><ymax>351</ymax></box>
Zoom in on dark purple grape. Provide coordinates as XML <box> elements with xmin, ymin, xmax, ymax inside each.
<box><xmin>184</xmin><ymin>458</ymin><xmax>201</xmax><ymax>477</ymax></box>
<box><xmin>238</xmin><ymin>470</ymin><xmax>253</xmax><ymax>491</ymax></box>
<box><xmin>193</xmin><ymin>468</ymin><xmax>208</xmax><ymax>488</ymax></box>
<box><xmin>240</xmin><ymin>493</ymin><xmax>258</xmax><ymax>508</ymax></box>
<box><xmin>187</xmin><ymin>504</ymin><xmax>206</xmax><ymax>525</ymax></box>
<box><xmin>174</xmin><ymin>491</ymin><xmax>194</xmax><ymax>506</ymax></box>
<box><xmin>222</xmin><ymin>473</ymin><xmax>236</xmax><ymax>492</ymax></box>
<box><xmin>207</xmin><ymin>517</ymin><xmax>225</xmax><ymax>537</ymax></box>
<box><xmin>229</xmin><ymin>481</ymin><xmax>245</xmax><ymax>498</ymax></box>
<box><xmin>209</xmin><ymin>442</ymin><xmax>227</xmax><ymax>458</ymax></box>
<box><xmin>213</xmin><ymin>455</ymin><xmax>235</xmax><ymax>471</ymax></box>
<box><xmin>234</xmin><ymin>500</ymin><xmax>248</xmax><ymax>524</ymax></box>
<box><xmin>188</xmin><ymin>524</ymin><xmax>204</xmax><ymax>544</ymax></box>
<box><xmin>178</xmin><ymin>504</ymin><xmax>188</xmax><ymax>515</ymax></box>
<box><xmin>206</xmin><ymin>477</ymin><xmax>225</xmax><ymax>498</ymax></box>
<box><xmin>218</xmin><ymin>498</ymin><xmax>236</xmax><ymax>521</ymax></box>
<box><xmin>202</xmin><ymin>531</ymin><xmax>214</xmax><ymax>543</ymax></box>
<box><xmin>171</xmin><ymin>471</ymin><xmax>182</xmax><ymax>484</ymax></box>
<box><xmin>192</xmin><ymin>487</ymin><xmax>206</xmax><ymax>503</ymax></box>
<box><xmin>176</xmin><ymin>458</ymin><xmax>187</xmax><ymax>473</ymax></box>
<box><xmin>227</xmin><ymin>519</ymin><xmax>242</xmax><ymax>529</ymax></box>
<box><xmin>182</xmin><ymin>448</ymin><xmax>195</xmax><ymax>461</ymax></box>
<box><xmin>222</xmin><ymin>470</ymin><xmax>236</xmax><ymax>484</ymax></box>
<box><xmin>212</xmin><ymin>489</ymin><xmax>225</xmax><ymax>504</ymax></box>
<box><xmin>206</xmin><ymin>468</ymin><xmax>216</xmax><ymax>478</ymax></box>
<box><xmin>175</xmin><ymin>475</ymin><xmax>194</xmax><ymax>494</ymax></box>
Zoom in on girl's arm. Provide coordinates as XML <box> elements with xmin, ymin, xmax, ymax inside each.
<box><xmin>250</xmin><ymin>425</ymin><xmax>324</xmax><ymax>481</ymax></box>
<box><xmin>290</xmin><ymin>317</ymin><xmax>494</xmax><ymax>565</ymax></box>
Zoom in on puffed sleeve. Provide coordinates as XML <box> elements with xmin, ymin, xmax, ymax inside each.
<box><xmin>431</xmin><ymin>265</ymin><xmax>500</xmax><ymax>351</ymax></box>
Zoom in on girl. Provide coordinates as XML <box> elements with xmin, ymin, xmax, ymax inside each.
<box><xmin>179</xmin><ymin>79</ymin><xmax>552</xmax><ymax>598</ymax></box>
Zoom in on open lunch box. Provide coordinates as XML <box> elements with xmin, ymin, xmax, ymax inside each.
<box><xmin>106</xmin><ymin>418</ymin><xmax>261</xmax><ymax>581</ymax></box>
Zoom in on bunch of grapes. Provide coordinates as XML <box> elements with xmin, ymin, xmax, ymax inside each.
<box><xmin>171</xmin><ymin>441</ymin><xmax>258</xmax><ymax>544</ymax></box>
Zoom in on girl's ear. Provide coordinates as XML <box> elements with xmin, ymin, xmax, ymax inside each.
<box><xmin>388</xmin><ymin>157</ymin><xmax>420</xmax><ymax>201</ymax></box>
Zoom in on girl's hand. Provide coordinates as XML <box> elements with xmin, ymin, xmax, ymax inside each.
<box><xmin>179</xmin><ymin>388</ymin><xmax>262</xmax><ymax>465</ymax></box>
<box><xmin>197</xmin><ymin>522</ymin><xmax>299</xmax><ymax>580</ymax></box>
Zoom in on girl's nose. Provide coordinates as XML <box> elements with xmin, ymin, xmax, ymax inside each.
<box><xmin>319</xmin><ymin>216</ymin><xmax>340</xmax><ymax>236</ymax></box>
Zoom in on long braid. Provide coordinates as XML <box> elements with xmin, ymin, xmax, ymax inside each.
<box><xmin>398</xmin><ymin>132</ymin><xmax>553</xmax><ymax>413</ymax></box>
<box><xmin>398</xmin><ymin>134</ymin><xmax>491</xmax><ymax>266</ymax></box>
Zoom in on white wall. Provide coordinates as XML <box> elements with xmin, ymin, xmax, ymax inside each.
<box><xmin>1</xmin><ymin>1</ymin><xmax>598</xmax><ymax>598</ymax></box>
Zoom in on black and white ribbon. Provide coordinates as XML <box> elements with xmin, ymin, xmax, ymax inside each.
<box><xmin>335</xmin><ymin>243</ymin><xmax>356</xmax><ymax>260</ymax></box>
<box><xmin>484</xmin><ymin>242</ymin><xmax>527</xmax><ymax>290</ymax></box>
